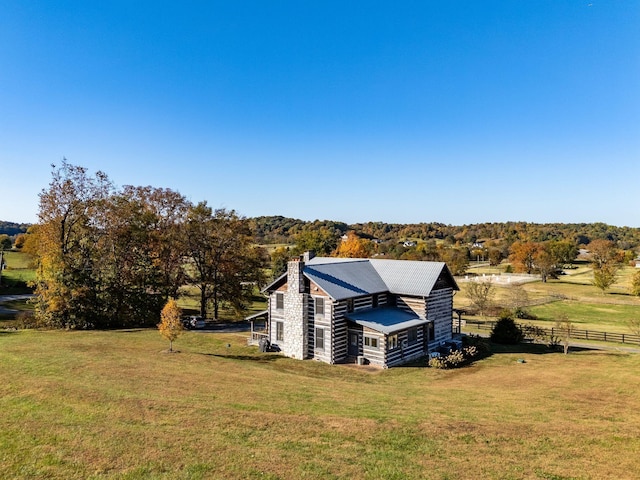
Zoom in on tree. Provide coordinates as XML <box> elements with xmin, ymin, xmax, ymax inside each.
<box><xmin>490</xmin><ymin>313</ymin><xmax>524</xmax><ymax>344</ymax></box>
<box><xmin>183</xmin><ymin>203</ymin><xmax>265</xmax><ymax>319</ymax></box>
<box><xmin>505</xmin><ymin>284</ymin><xmax>529</xmax><ymax>311</ymax></box>
<box><xmin>14</xmin><ymin>233</ymin><xmax>27</xmax><ymax>249</ymax></box>
<box><xmin>588</xmin><ymin>239</ymin><xmax>621</xmax><ymax>269</ymax></box>
<box><xmin>509</xmin><ymin>242</ymin><xmax>539</xmax><ymax>274</ymax></box>
<box><xmin>588</xmin><ymin>239</ymin><xmax>621</xmax><ymax>294</ymax></box>
<box><xmin>32</xmin><ymin>161</ymin><xmax>113</xmax><ymax>328</ymax></box>
<box><xmin>533</xmin><ymin>246</ymin><xmax>556</xmax><ymax>283</ymax></box>
<box><xmin>630</xmin><ymin>270</ymin><xmax>640</xmax><ymax>297</ymax></box>
<box><xmin>488</xmin><ymin>247</ymin><xmax>503</xmax><ymax>266</ymax></box>
<box><xmin>293</xmin><ymin>228</ymin><xmax>338</xmax><ymax>256</ymax></box>
<box><xmin>0</xmin><ymin>234</ymin><xmax>11</xmax><ymax>250</ymax></box>
<box><xmin>592</xmin><ymin>265</ymin><xmax>618</xmax><ymax>293</ymax></box>
<box><xmin>465</xmin><ymin>278</ymin><xmax>495</xmax><ymax>317</ymax></box>
<box><xmin>548</xmin><ymin>240</ymin><xmax>578</xmax><ymax>268</ymax></box>
<box><xmin>441</xmin><ymin>247</ymin><xmax>470</xmax><ymax>276</ymax></box>
<box><xmin>335</xmin><ymin>231</ymin><xmax>372</xmax><ymax>258</ymax></box>
<box><xmin>31</xmin><ymin>162</ymin><xmax>189</xmax><ymax>328</ymax></box>
<box><xmin>158</xmin><ymin>299</ymin><xmax>184</xmax><ymax>352</ymax></box>
<box><xmin>270</xmin><ymin>246</ymin><xmax>291</xmax><ymax>280</ymax></box>
<box><xmin>555</xmin><ymin>314</ymin><xmax>572</xmax><ymax>354</ymax></box>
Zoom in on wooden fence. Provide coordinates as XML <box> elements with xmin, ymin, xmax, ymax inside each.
<box><xmin>463</xmin><ymin>320</ymin><xmax>640</xmax><ymax>346</ymax></box>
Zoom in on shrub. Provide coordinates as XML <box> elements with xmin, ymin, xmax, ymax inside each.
<box><xmin>521</xmin><ymin>323</ymin><xmax>546</xmax><ymax>342</ymax></box>
<box><xmin>490</xmin><ymin>315</ymin><xmax>524</xmax><ymax>344</ymax></box>
<box><xmin>428</xmin><ymin>344</ymin><xmax>483</xmax><ymax>369</ymax></box>
<box><xmin>514</xmin><ymin>307</ymin><xmax>537</xmax><ymax>320</ymax></box>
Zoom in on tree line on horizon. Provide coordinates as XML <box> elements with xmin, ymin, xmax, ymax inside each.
<box><xmin>250</xmin><ymin>215</ymin><xmax>640</xmax><ymax>250</ymax></box>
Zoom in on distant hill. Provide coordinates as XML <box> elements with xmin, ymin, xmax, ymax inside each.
<box><xmin>0</xmin><ymin>221</ymin><xmax>30</xmax><ymax>237</ymax></box>
<box><xmin>250</xmin><ymin>216</ymin><xmax>640</xmax><ymax>249</ymax></box>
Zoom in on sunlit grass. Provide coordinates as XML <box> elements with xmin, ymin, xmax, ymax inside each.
<box><xmin>0</xmin><ymin>329</ymin><xmax>639</xmax><ymax>479</ymax></box>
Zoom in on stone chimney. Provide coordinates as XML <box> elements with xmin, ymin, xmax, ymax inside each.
<box><xmin>284</xmin><ymin>257</ymin><xmax>308</xmax><ymax>359</ymax></box>
<box><xmin>302</xmin><ymin>250</ymin><xmax>316</xmax><ymax>263</ymax></box>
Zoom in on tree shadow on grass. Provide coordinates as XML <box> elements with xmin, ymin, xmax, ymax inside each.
<box><xmin>490</xmin><ymin>342</ymin><xmax>592</xmax><ymax>355</ymax></box>
<box><xmin>196</xmin><ymin>352</ymin><xmax>282</xmax><ymax>363</ymax></box>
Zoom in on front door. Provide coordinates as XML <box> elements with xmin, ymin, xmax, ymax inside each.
<box><xmin>348</xmin><ymin>332</ymin><xmax>360</xmax><ymax>356</ymax></box>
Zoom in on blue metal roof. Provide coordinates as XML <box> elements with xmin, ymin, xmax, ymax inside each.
<box><xmin>346</xmin><ymin>307</ymin><xmax>429</xmax><ymax>334</ymax></box>
<box><xmin>303</xmin><ymin>260</ymin><xmax>388</xmax><ymax>301</ymax></box>
<box><xmin>304</xmin><ymin>257</ymin><xmax>458</xmax><ymax>300</ymax></box>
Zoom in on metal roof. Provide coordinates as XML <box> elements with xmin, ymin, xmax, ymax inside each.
<box><xmin>304</xmin><ymin>260</ymin><xmax>388</xmax><ymax>301</ymax></box>
<box><xmin>346</xmin><ymin>307</ymin><xmax>429</xmax><ymax>334</ymax></box>
<box><xmin>303</xmin><ymin>257</ymin><xmax>458</xmax><ymax>300</ymax></box>
<box><xmin>369</xmin><ymin>259</ymin><xmax>456</xmax><ymax>296</ymax></box>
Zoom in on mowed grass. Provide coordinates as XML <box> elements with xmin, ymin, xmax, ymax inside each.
<box><xmin>1</xmin><ymin>329</ymin><xmax>639</xmax><ymax>479</ymax></box>
<box><xmin>456</xmin><ymin>265</ymin><xmax>640</xmax><ymax>335</ymax></box>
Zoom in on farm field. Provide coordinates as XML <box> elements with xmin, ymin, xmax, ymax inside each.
<box><xmin>1</xmin><ymin>329</ymin><xmax>639</xmax><ymax>479</ymax></box>
<box><xmin>455</xmin><ymin>265</ymin><xmax>640</xmax><ymax>335</ymax></box>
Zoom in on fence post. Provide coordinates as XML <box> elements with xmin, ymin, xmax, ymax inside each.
<box><xmin>622</xmin><ymin>334</ymin><xmax>625</xmax><ymax>343</ymax></box>
<box><xmin>604</xmin><ymin>332</ymin><xmax>606</xmax><ymax>342</ymax></box>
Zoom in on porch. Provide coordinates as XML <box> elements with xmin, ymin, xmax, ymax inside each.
<box><xmin>245</xmin><ymin>310</ymin><xmax>269</xmax><ymax>346</ymax></box>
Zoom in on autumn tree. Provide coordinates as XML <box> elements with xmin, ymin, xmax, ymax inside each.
<box><xmin>335</xmin><ymin>231</ymin><xmax>372</xmax><ymax>258</ymax></box>
<box><xmin>98</xmin><ymin>186</ymin><xmax>189</xmax><ymax>326</ymax></box>
<box><xmin>13</xmin><ymin>233</ymin><xmax>27</xmax><ymax>249</ymax></box>
<box><xmin>440</xmin><ymin>247</ymin><xmax>469</xmax><ymax>276</ymax></box>
<box><xmin>588</xmin><ymin>239</ymin><xmax>621</xmax><ymax>269</ymax></box>
<box><xmin>588</xmin><ymin>239</ymin><xmax>621</xmax><ymax>294</ymax></box>
<box><xmin>508</xmin><ymin>242</ymin><xmax>539</xmax><ymax>274</ymax></box>
<box><xmin>32</xmin><ymin>162</ymin><xmax>189</xmax><ymax>328</ymax></box>
<box><xmin>158</xmin><ymin>298</ymin><xmax>184</xmax><ymax>352</ymax></box>
<box><xmin>488</xmin><ymin>247</ymin><xmax>503</xmax><ymax>266</ymax></box>
<box><xmin>32</xmin><ymin>161</ymin><xmax>113</xmax><ymax>328</ymax></box>
<box><xmin>533</xmin><ymin>245</ymin><xmax>556</xmax><ymax>283</ymax></box>
<box><xmin>183</xmin><ymin>203</ymin><xmax>265</xmax><ymax>319</ymax></box>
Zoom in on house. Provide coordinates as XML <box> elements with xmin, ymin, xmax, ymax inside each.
<box><xmin>250</xmin><ymin>251</ymin><xmax>459</xmax><ymax>368</ymax></box>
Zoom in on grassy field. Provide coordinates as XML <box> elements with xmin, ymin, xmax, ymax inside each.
<box><xmin>455</xmin><ymin>264</ymin><xmax>640</xmax><ymax>334</ymax></box>
<box><xmin>0</xmin><ymin>251</ymin><xmax>35</xmax><ymax>293</ymax></box>
<box><xmin>1</xmin><ymin>329</ymin><xmax>639</xmax><ymax>479</ymax></box>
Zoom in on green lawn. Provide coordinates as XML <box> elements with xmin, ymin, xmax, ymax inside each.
<box><xmin>0</xmin><ymin>251</ymin><xmax>35</xmax><ymax>293</ymax></box>
<box><xmin>1</xmin><ymin>329</ymin><xmax>639</xmax><ymax>479</ymax></box>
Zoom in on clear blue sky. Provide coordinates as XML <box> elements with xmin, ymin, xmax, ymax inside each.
<box><xmin>1</xmin><ymin>1</ymin><xmax>639</xmax><ymax>227</ymax></box>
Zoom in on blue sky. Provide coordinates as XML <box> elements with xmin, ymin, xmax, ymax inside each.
<box><xmin>1</xmin><ymin>1</ymin><xmax>638</xmax><ymax>227</ymax></box>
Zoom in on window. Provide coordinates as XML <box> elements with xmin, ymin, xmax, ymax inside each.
<box><xmin>364</xmin><ymin>336</ymin><xmax>379</xmax><ymax>349</ymax></box>
<box><xmin>427</xmin><ymin>322</ymin><xmax>434</xmax><ymax>342</ymax></box>
<box><xmin>275</xmin><ymin>293</ymin><xmax>284</xmax><ymax>310</ymax></box>
<box><xmin>408</xmin><ymin>328</ymin><xmax>418</xmax><ymax>344</ymax></box>
<box><xmin>315</xmin><ymin>328</ymin><xmax>325</xmax><ymax>350</ymax></box>
<box><xmin>276</xmin><ymin>321</ymin><xmax>284</xmax><ymax>341</ymax></box>
<box><xmin>315</xmin><ymin>297</ymin><xmax>325</xmax><ymax>316</ymax></box>
<box><xmin>388</xmin><ymin>334</ymin><xmax>398</xmax><ymax>350</ymax></box>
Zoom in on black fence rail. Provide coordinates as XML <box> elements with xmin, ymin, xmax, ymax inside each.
<box><xmin>463</xmin><ymin>320</ymin><xmax>640</xmax><ymax>346</ymax></box>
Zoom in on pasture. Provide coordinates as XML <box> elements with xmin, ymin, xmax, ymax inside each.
<box><xmin>1</xmin><ymin>329</ymin><xmax>639</xmax><ymax>479</ymax></box>
<box><xmin>456</xmin><ymin>265</ymin><xmax>640</xmax><ymax>335</ymax></box>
